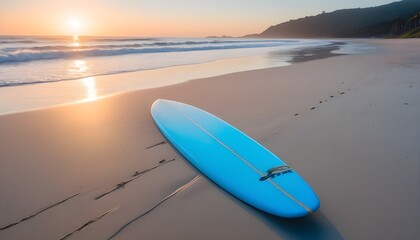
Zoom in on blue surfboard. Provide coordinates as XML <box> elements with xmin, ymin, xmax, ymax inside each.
<box><xmin>151</xmin><ymin>99</ymin><xmax>320</xmax><ymax>218</ymax></box>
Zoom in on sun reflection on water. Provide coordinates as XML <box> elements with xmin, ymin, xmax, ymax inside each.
<box><xmin>70</xmin><ymin>35</ymin><xmax>80</xmax><ymax>47</ymax></box>
<box><xmin>74</xmin><ymin>60</ymin><xmax>88</xmax><ymax>72</ymax></box>
<box><xmin>82</xmin><ymin>77</ymin><xmax>97</xmax><ymax>102</ymax></box>
<box><xmin>68</xmin><ymin>59</ymin><xmax>88</xmax><ymax>77</ymax></box>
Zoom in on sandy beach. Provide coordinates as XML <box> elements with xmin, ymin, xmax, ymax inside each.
<box><xmin>0</xmin><ymin>39</ymin><xmax>419</xmax><ymax>239</ymax></box>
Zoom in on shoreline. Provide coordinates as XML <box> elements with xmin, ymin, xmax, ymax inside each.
<box><xmin>0</xmin><ymin>39</ymin><xmax>419</xmax><ymax>239</ymax></box>
<box><xmin>0</xmin><ymin>40</ymin><xmax>356</xmax><ymax>115</ymax></box>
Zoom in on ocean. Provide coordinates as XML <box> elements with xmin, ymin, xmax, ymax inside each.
<box><xmin>0</xmin><ymin>36</ymin><xmax>346</xmax><ymax>87</ymax></box>
<box><xmin>0</xmin><ymin>36</ymin><xmax>370</xmax><ymax>113</ymax></box>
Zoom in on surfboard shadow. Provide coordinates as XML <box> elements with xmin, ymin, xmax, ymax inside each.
<box><xmin>251</xmin><ymin>208</ymin><xmax>343</xmax><ymax>240</ymax></box>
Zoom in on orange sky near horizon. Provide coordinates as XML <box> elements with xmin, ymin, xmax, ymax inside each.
<box><xmin>0</xmin><ymin>0</ymin><xmax>396</xmax><ymax>37</ymax></box>
<box><xmin>0</xmin><ymin>0</ymin><xmax>273</xmax><ymax>37</ymax></box>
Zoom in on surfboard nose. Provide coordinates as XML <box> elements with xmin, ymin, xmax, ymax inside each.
<box><xmin>153</xmin><ymin>98</ymin><xmax>165</xmax><ymax>105</ymax></box>
<box><xmin>152</xmin><ymin>99</ymin><xmax>177</xmax><ymax>110</ymax></box>
<box><xmin>152</xmin><ymin>99</ymin><xmax>168</xmax><ymax>111</ymax></box>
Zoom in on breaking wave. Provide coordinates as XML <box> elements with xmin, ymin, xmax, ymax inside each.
<box><xmin>0</xmin><ymin>39</ymin><xmax>297</xmax><ymax>64</ymax></box>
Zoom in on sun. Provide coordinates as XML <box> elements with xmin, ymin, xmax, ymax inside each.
<box><xmin>68</xmin><ymin>18</ymin><xmax>83</xmax><ymax>34</ymax></box>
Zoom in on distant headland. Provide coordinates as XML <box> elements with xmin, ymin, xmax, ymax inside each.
<box><xmin>245</xmin><ymin>0</ymin><xmax>420</xmax><ymax>38</ymax></box>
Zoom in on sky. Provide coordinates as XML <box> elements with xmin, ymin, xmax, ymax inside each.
<box><xmin>0</xmin><ymin>0</ymin><xmax>397</xmax><ymax>37</ymax></box>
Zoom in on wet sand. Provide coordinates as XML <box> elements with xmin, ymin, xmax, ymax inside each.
<box><xmin>0</xmin><ymin>39</ymin><xmax>419</xmax><ymax>239</ymax></box>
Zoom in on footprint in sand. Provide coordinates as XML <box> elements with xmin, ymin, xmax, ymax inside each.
<box><xmin>145</xmin><ymin>141</ymin><xmax>167</xmax><ymax>149</ymax></box>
